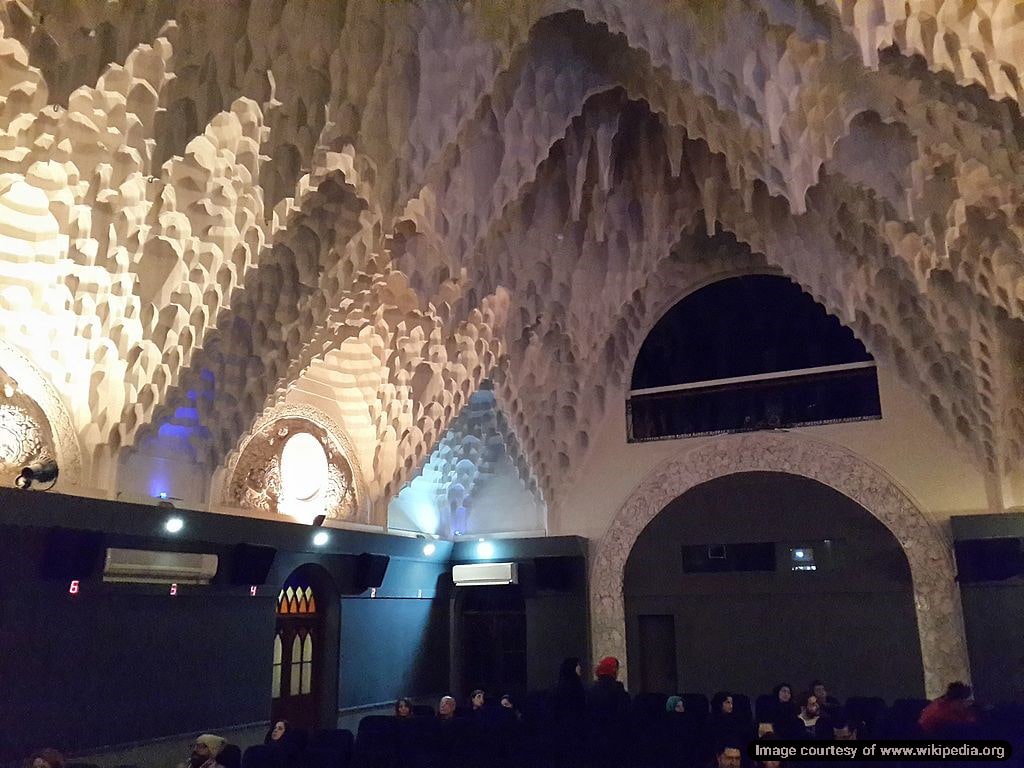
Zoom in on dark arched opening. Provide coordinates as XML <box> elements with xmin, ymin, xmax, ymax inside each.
<box><xmin>623</xmin><ymin>471</ymin><xmax>924</xmax><ymax>700</ymax></box>
<box><xmin>628</xmin><ymin>275</ymin><xmax>881</xmax><ymax>441</ymax></box>
<box><xmin>272</xmin><ymin>562</ymin><xmax>340</xmax><ymax>730</ymax></box>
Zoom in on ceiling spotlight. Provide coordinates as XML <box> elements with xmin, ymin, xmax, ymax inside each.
<box><xmin>422</xmin><ymin>542</ymin><xmax>436</xmax><ymax>557</ymax></box>
<box><xmin>476</xmin><ymin>540</ymin><xmax>494</xmax><ymax>559</ymax></box>
<box><xmin>14</xmin><ymin>459</ymin><xmax>58</xmax><ymax>490</ymax></box>
<box><xmin>164</xmin><ymin>517</ymin><xmax>184</xmax><ymax>534</ymax></box>
<box><xmin>313</xmin><ymin>531</ymin><xmax>329</xmax><ymax>547</ymax></box>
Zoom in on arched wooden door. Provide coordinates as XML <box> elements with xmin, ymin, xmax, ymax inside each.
<box><xmin>271</xmin><ymin>583</ymin><xmax>321</xmax><ymax>728</ymax></box>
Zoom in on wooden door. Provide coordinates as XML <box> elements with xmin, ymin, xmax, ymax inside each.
<box><xmin>271</xmin><ymin>585</ymin><xmax>320</xmax><ymax>728</ymax></box>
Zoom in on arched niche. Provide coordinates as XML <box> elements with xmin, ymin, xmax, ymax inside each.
<box><xmin>591</xmin><ymin>431</ymin><xmax>970</xmax><ymax>698</ymax></box>
<box><xmin>0</xmin><ymin>339</ymin><xmax>83</xmax><ymax>486</ymax></box>
<box><xmin>272</xmin><ymin>562</ymin><xmax>341</xmax><ymax>730</ymax></box>
<box><xmin>624</xmin><ymin>471</ymin><xmax>923</xmax><ymax>699</ymax></box>
<box><xmin>221</xmin><ymin>404</ymin><xmax>369</xmax><ymax>524</ymax></box>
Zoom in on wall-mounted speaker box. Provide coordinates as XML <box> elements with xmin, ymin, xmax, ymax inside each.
<box><xmin>228</xmin><ymin>543</ymin><xmax>277</xmax><ymax>585</ymax></box>
<box><xmin>39</xmin><ymin>528</ymin><xmax>105</xmax><ymax>580</ymax></box>
<box><xmin>955</xmin><ymin>538</ymin><xmax>1024</xmax><ymax>583</ymax></box>
<box><xmin>533</xmin><ymin>556</ymin><xmax>581</xmax><ymax>591</ymax></box>
<box><xmin>354</xmin><ymin>552</ymin><xmax>390</xmax><ymax>591</ymax></box>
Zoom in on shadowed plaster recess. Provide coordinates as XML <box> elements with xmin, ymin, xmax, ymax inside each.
<box><xmin>387</xmin><ymin>384</ymin><xmax>545</xmax><ymax>537</ymax></box>
<box><xmin>223</xmin><ymin>404</ymin><xmax>366</xmax><ymax>525</ymax></box>
<box><xmin>0</xmin><ymin>0</ymin><xmax>1020</xmax><ymax>521</ymax></box>
<box><xmin>590</xmin><ymin>431</ymin><xmax>970</xmax><ymax>699</ymax></box>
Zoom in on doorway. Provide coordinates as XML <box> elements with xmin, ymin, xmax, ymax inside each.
<box><xmin>271</xmin><ymin>564</ymin><xmax>339</xmax><ymax>729</ymax></box>
<box><xmin>637</xmin><ymin>614</ymin><xmax>678</xmax><ymax>693</ymax></box>
<box><xmin>458</xmin><ymin>585</ymin><xmax>527</xmax><ymax>696</ymax></box>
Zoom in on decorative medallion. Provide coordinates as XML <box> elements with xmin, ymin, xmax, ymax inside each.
<box><xmin>228</xmin><ymin>416</ymin><xmax>357</xmax><ymax>520</ymax></box>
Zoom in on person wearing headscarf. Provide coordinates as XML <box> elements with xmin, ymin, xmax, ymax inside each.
<box><xmin>706</xmin><ymin>693</ymin><xmax>752</xmax><ymax>760</ymax></box>
<box><xmin>178</xmin><ymin>734</ymin><xmax>227</xmax><ymax>768</ymax></box>
<box><xmin>658</xmin><ymin>696</ymin><xmax>700</xmax><ymax>768</ymax></box>
<box><xmin>263</xmin><ymin>719</ymin><xmax>302</xmax><ymax>759</ymax></box>
<box><xmin>553</xmin><ymin>656</ymin><xmax>587</xmax><ymax>714</ymax></box>
<box><xmin>586</xmin><ymin>656</ymin><xmax>631</xmax><ymax>768</ymax></box>
<box><xmin>551</xmin><ymin>657</ymin><xmax>588</xmax><ymax>767</ymax></box>
<box><xmin>767</xmin><ymin>683</ymin><xmax>802</xmax><ymax>738</ymax></box>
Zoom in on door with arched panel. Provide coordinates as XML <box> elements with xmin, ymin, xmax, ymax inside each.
<box><xmin>271</xmin><ymin>583</ymin><xmax>320</xmax><ymax>728</ymax></box>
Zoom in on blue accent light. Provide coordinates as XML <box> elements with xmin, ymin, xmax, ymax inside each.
<box><xmin>158</xmin><ymin>492</ymin><xmax>168</xmax><ymax>500</ymax></box>
<box><xmin>157</xmin><ymin>423</ymin><xmax>193</xmax><ymax>440</ymax></box>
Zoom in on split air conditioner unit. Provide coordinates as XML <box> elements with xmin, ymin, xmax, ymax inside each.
<box><xmin>452</xmin><ymin>562</ymin><xmax>518</xmax><ymax>587</ymax></box>
<box><xmin>103</xmin><ymin>548</ymin><xmax>219</xmax><ymax>585</ymax></box>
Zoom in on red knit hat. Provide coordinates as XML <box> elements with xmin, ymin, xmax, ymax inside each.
<box><xmin>595</xmin><ymin>656</ymin><xmax>619</xmax><ymax>678</ymax></box>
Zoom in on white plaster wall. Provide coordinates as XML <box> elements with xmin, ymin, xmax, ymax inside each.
<box><xmin>554</xmin><ymin>364</ymin><xmax>990</xmax><ymax>541</ymax></box>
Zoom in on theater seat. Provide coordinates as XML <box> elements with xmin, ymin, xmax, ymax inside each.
<box><xmin>219</xmin><ymin>744</ymin><xmax>242</xmax><ymax>768</ymax></box>
<box><xmin>883</xmin><ymin>698</ymin><xmax>929</xmax><ymax>738</ymax></box>
<box><xmin>731</xmin><ymin>693</ymin><xmax>753</xmax><ymax>723</ymax></box>
<box><xmin>307</xmin><ymin>728</ymin><xmax>354</xmax><ymax>768</ymax></box>
<box><xmin>680</xmin><ymin>693</ymin><xmax>710</xmax><ymax>722</ymax></box>
<box><xmin>411</xmin><ymin>704</ymin><xmax>434</xmax><ymax>718</ymax></box>
<box><xmin>755</xmin><ymin>694</ymin><xmax>776</xmax><ymax>723</ymax></box>
<box><xmin>353</xmin><ymin>715</ymin><xmax>398</xmax><ymax>768</ymax></box>
<box><xmin>845</xmin><ymin>696</ymin><xmax>886</xmax><ymax>737</ymax></box>
<box><xmin>241</xmin><ymin>745</ymin><xmax>287</xmax><ymax>768</ymax></box>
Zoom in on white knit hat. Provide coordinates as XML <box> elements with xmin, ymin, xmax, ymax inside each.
<box><xmin>194</xmin><ymin>735</ymin><xmax>227</xmax><ymax>757</ymax></box>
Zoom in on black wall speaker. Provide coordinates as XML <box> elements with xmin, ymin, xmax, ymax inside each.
<box><xmin>955</xmin><ymin>538</ymin><xmax>1024</xmax><ymax>583</ymax></box>
<box><xmin>354</xmin><ymin>552</ymin><xmax>390</xmax><ymax>591</ymax></box>
<box><xmin>38</xmin><ymin>528</ymin><xmax>105</xmax><ymax>580</ymax></box>
<box><xmin>228</xmin><ymin>543</ymin><xmax>277</xmax><ymax>585</ymax></box>
<box><xmin>533</xmin><ymin>556</ymin><xmax>582</xmax><ymax>591</ymax></box>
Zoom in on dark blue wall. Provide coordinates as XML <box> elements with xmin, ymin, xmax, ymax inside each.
<box><xmin>340</xmin><ymin>597</ymin><xmax>450</xmax><ymax>706</ymax></box>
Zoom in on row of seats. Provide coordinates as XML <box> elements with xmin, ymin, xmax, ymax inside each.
<box><xmin>631</xmin><ymin>691</ymin><xmax>930</xmax><ymax>738</ymax></box>
<box><xmin>241</xmin><ymin>730</ymin><xmax>354</xmax><ymax>768</ymax></box>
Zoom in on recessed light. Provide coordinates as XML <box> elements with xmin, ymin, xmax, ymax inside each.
<box><xmin>313</xmin><ymin>531</ymin><xmax>329</xmax><ymax>546</ymax></box>
<box><xmin>422</xmin><ymin>542</ymin><xmax>436</xmax><ymax>557</ymax></box>
<box><xmin>164</xmin><ymin>517</ymin><xmax>184</xmax><ymax>534</ymax></box>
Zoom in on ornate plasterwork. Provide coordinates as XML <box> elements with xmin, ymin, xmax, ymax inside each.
<box><xmin>223</xmin><ymin>403</ymin><xmax>369</xmax><ymax>524</ymax></box>
<box><xmin>0</xmin><ymin>339</ymin><xmax>82</xmax><ymax>485</ymax></box>
<box><xmin>590</xmin><ymin>431</ymin><xmax>970</xmax><ymax>699</ymax></box>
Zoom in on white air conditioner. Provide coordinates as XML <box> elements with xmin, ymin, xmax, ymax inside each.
<box><xmin>103</xmin><ymin>548</ymin><xmax>219</xmax><ymax>585</ymax></box>
<box><xmin>452</xmin><ymin>562</ymin><xmax>518</xmax><ymax>587</ymax></box>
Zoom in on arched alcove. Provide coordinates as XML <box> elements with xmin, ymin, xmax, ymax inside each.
<box><xmin>272</xmin><ymin>562</ymin><xmax>340</xmax><ymax>730</ymax></box>
<box><xmin>591</xmin><ymin>431</ymin><xmax>970</xmax><ymax>698</ymax></box>
<box><xmin>624</xmin><ymin>471</ymin><xmax>923</xmax><ymax>699</ymax></box>
<box><xmin>628</xmin><ymin>275</ymin><xmax>880</xmax><ymax>442</ymax></box>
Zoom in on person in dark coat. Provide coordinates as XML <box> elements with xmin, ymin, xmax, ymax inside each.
<box><xmin>657</xmin><ymin>696</ymin><xmax>700</xmax><ymax>768</ymax></box>
<box><xmin>768</xmin><ymin>683</ymin><xmax>803</xmax><ymax>739</ymax></box>
<box><xmin>552</xmin><ymin>657</ymin><xmax>588</xmax><ymax>768</ymax></box>
<box><xmin>553</xmin><ymin>656</ymin><xmax>587</xmax><ymax>714</ymax></box>
<box><xmin>586</xmin><ymin>656</ymin><xmax>631</xmax><ymax>768</ymax></box>
<box><xmin>707</xmin><ymin>692</ymin><xmax>753</xmax><ymax>759</ymax></box>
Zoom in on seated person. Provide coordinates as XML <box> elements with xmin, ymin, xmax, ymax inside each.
<box><xmin>27</xmin><ymin>750</ymin><xmax>64</xmax><ymax>768</ymax></box>
<box><xmin>796</xmin><ymin>693</ymin><xmax>821</xmax><ymax>738</ymax></box>
<box><xmin>437</xmin><ymin>695</ymin><xmax>457</xmax><ymax>720</ymax></box>
<box><xmin>395</xmin><ymin>697</ymin><xmax>413</xmax><ymax>719</ymax></box>
<box><xmin>919</xmin><ymin>682</ymin><xmax>978</xmax><ymax>736</ymax></box>
<box><xmin>179</xmin><ymin>734</ymin><xmax>227</xmax><ymax>768</ymax></box>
